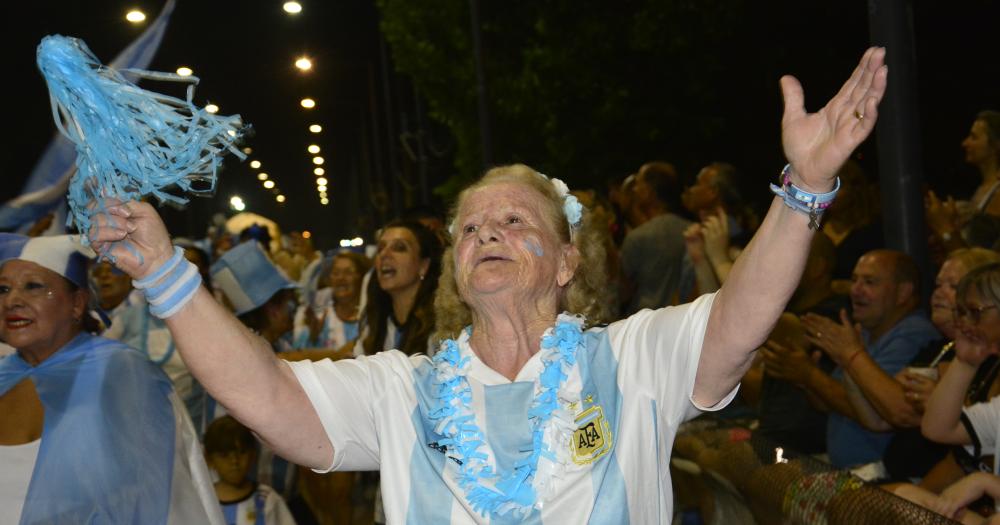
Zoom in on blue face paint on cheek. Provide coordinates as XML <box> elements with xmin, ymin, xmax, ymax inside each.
<box><xmin>524</xmin><ymin>239</ymin><xmax>544</xmax><ymax>257</ymax></box>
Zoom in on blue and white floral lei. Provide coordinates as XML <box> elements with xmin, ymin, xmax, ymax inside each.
<box><xmin>428</xmin><ymin>313</ymin><xmax>585</xmax><ymax>518</ymax></box>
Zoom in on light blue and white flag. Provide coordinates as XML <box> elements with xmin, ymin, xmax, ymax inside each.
<box><xmin>0</xmin><ymin>0</ymin><xmax>177</xmax><ymax>232</ymax></box>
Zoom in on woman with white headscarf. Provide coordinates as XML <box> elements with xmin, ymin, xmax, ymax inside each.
<box><xmin>0</xmin><ymin>234</ymin><xmax>221</xmax><ymax>524</ymax></box>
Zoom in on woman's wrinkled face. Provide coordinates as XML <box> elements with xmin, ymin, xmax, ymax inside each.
<box><xmin>930</xmin><ymin>258</ymin><xmax>967</xmax><ymax>337</ymax></box>
<box><xmin>375</xmin><ymin>227</ymin><xmax>428</xmax><ymax>297</ymax></box>
<box><xmin>453</xmin><ymin>181</ymin><xmax>574</xmax><ymax>303</ymax></box>
<box><xmin>0</xmin><ymin>260</ymin><xmax>84</xmax><ymax>362</ymax></box>
<box><xmin>329</xmin><ymin>256</ymin><xmax>363</xmax><ymax>303</ymax></box>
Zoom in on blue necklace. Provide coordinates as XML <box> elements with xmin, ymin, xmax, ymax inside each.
<box><xmin>428</xmin><ymin>313</ymin><xmax>584</xmax><ymax>518</ymax></box>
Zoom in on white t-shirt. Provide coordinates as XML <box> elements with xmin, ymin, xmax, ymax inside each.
<box><xmin>962</xmin><ymin>395</ymin><xmax>1000</xmax><ymax>474</ymax></box>
<box><xmin>0</xmin><ymin>394</ymin><xmax>223</xmax><ymax>525</ymax></box>
<box><xmin>0</xmin><ymin>439</ymin><xmax>40</xmax><ymax>524</ymax></box>
<box><xmin>219</xmin><ymin>483</ymin><xmax>296</xmax><ymax>525</ymax></box>
<box><xmin>288</xmin><ymin>293</ymin><xmax>734</xmax><ymax>523</ymax></box>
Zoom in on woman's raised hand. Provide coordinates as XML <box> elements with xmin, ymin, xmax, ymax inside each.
<box><xmin>683</xmin><ymin>223</ymin><xmax>706</xmax><ymax>263</ymax></box>
<box><xmin>954</xmin><ymin>329</ymin><xmax>1000</xmax><ymax>368</ymax></box>
<box><xmin>925</xmin><ymin>190</ymin><xmax>960</xmax><ymax>236</ymax></box>
<box><xmin>701</xmin><ymin>208</ymin><xmax>731</xmax><ymax>265</ymax></box>
<box><xmin>780</xmin><ymin>47</ymin><xmax>888</xmax><ymax>192</ymax></box>
<box><xmin>87</xmin><ymin>199</ymin><xmax>175</xmax><ymax>280</ymax></box>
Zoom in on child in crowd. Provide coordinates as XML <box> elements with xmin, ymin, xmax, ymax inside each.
<box><xmin>204</xmin><ymin>416</ymin><xmax>297</xmax><ymax>525</ymax></box>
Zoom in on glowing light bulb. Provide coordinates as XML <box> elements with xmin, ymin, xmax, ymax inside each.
<box><xmin>126</xmin><ymin>10</ymin><xmax>146</xmax><ymax>23</ymax></box>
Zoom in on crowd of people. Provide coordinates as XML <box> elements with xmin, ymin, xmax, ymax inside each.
<box><xmin>4</xmin><ymin>46</ymin><xmax>1000</xmax><ymax>524</ymax></box>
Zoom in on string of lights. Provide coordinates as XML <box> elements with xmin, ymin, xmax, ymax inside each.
<box><xmin>126</xmin><ymin>1</ymin><xmax>323</xmax><ymax>213</ymax></box>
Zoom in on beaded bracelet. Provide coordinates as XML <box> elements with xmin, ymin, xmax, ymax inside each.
<box><xmin>769</xmin><ymin>164</ymin><xmax>841</xmax><ymax>230</ymax></box>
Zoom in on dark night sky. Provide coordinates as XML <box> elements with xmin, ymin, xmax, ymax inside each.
<box><xmin>2</xmin><ymin>1</ymin><xmax>999</xmax><ymax>249</ymax></box>
<box><xmin>2</xmin><ymin>0</ymin><xmax>388</xmax><ymax>248</ymax></box>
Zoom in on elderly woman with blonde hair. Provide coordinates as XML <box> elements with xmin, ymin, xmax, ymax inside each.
<box><xmin>88</xmin><ymin>47</ymin><xmax>887</xmax><ymax>523</ymax></box>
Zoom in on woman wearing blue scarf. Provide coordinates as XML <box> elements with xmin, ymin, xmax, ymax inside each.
<box><xmin>0</xmin><ymin>234</ymin><xmax>222</xmax><ymax>524</ymax></box>
<box><xmin>90</xmin><ymin>48</ymin><xmax>887</xmax><ymax>523</ymax></box>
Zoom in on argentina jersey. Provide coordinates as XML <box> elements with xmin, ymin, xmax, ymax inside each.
<box><xmin>289</xmin><ymin>292</ymin><xmax>735</xmax><ymax>524</ymax></box>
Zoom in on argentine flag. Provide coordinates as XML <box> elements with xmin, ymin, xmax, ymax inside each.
<box><xmin>0</xmin><ymin>0</ymin><xmax>177</xmax><ymax>233</ymax></box>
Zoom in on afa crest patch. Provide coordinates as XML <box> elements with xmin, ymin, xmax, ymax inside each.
<box><xmin>571</xmin><ymin>405</ymin><xmax>612</xmax><ymax>464</ymax></box>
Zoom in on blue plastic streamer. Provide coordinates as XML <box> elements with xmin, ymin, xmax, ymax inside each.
<box><xmin>35</xmin><ymin>35</ymin><xmax>246</xmax><ymax>242</ymax></box>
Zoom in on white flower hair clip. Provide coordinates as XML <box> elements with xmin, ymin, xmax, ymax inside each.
<box><xmin>548</xmin><ymin>177</ymin><xmax>583</xmax><ymax>230</ymax></box>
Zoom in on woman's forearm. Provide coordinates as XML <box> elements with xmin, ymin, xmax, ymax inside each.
<box><xmin>922</xmin><ymin>359</ymin><xmax>977</xmax><ymax>444</ymax></box>
<box><xmin>166</xmin><ymin>286</ymin><xmax>333</xmax><ymax>467</ymax></box>
<box><xmin>695</xmin><ymin>198</ymin><xmax>812</xmax><ymax>405</ymax></box>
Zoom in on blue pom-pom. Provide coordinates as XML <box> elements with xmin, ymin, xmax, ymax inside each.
<box><xmin>36</xmin><ymin>35</ymin><xmax>246</xmax><ymax>242</ymax></box>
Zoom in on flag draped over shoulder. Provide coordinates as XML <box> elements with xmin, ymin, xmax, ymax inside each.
<box><xmin>0</xmin><ymin>334</ymin><xmax>176</xmax><ymax>524</ymax></box>
<box><xmin>0</xmin><ymin>0</ymin><xmax>177</xmax><ymax>233</ymax></box>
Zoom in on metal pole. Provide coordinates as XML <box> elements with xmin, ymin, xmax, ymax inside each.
<box><xmin>868</xmin><ymin>0</ymin><xmax>931</xmax><ymax>299</ymax></box>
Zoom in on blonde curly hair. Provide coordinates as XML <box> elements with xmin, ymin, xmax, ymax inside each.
<box><xmin>433</xmin><ymin>164</ymin><xmax>612</xmax><ymax>342</ymax></box>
